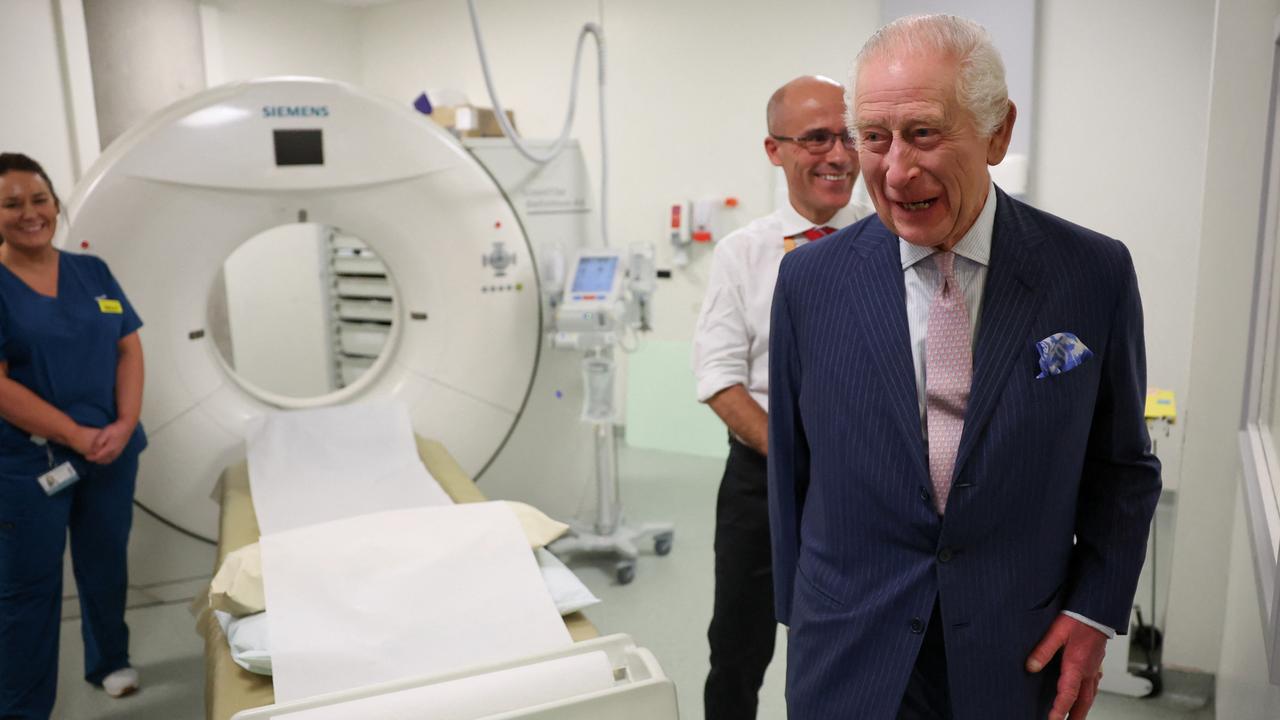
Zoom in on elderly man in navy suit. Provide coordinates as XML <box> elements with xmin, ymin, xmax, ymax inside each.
<box><xmin>768</xmin><ymin>14</ymin><xmax>1161</xmax><ymax>720</ymax></box>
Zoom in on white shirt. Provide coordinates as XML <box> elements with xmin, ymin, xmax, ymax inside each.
<box><xmin>899</xmin><ymin>182</ymin><xmax>1115</xmax><ymax>638</ymax></box>
<box><xmin>693</xmin><ymin>199</ymin><xmax>873</xmax><ymax>411</ymax></box>
<box><xmin>901</xmin><ymin>181</ymin><xmax>995</xmax><ymax>432</ymax></box>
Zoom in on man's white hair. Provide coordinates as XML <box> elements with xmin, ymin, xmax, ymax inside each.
<box><xmin>847</xmin><ymin>14</ymin><xmax>1010</xmax><ymax>138</ymax></box>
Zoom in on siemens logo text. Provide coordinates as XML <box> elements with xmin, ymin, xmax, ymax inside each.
<box><xmin>262</xmin><ymin>106</ymin><xmax>330</xmax><ymax>118</ymax></box>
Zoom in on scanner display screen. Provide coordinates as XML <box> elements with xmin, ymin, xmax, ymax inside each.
<box><xmin>571</xmin><ymin>256</ymin><xmax>619</xmax><ymax>293</ymax></box>
<box><xmin>273</xmin><ymin>129</ymin><xmax>324</xmax><ymax>166</ymax></box>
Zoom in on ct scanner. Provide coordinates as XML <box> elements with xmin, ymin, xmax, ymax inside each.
<box><xmin>63</xmin><ymin>77</ymin><xmax>599</xmax><ymax>542</ymax></box>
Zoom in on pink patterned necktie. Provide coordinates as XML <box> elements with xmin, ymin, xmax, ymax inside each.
<box><xmin>925</xmin><ymin>251</ymin><xmax>972</xmax><ymax>515</ymax></box>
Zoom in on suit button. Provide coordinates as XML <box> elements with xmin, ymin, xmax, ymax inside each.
<box><xmin>910</xmin><ymin>618</ymin><xmax>925</xmax><ymax>634</ymax></box>
<box><xmin>919</xmin><ymin>487</ymin><xmax>930</xmax><ymax>502</ymax></box>
<box><xmin>937</xmin><ymin>548</ymin><xmax>954</xmax><ymax>563</ymax></box>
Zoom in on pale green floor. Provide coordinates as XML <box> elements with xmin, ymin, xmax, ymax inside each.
<box><xmin>51</xmin><ymin>445</ymin><xmax>1212</xmax><ymax>719</ymax></box>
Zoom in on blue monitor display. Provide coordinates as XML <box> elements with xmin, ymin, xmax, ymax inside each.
<box><xmin>571</xmin><ymin>256</ymin><xmax>619</xmax><ymax>293</ymax></box>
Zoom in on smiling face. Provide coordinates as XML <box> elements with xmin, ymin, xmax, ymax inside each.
<box><xmin>0</xmin><ymin>170</ymin><xmax>59</xmax><ymax>254</ymax></box>
<box><xmin>853</xmin><ymin>49</ymin><xmax>1015</xmax><ymax>250</ymax></box>
<box><xmin>764</xmin><ymin>79</ymin><xmax>857</xmax><ymax>225</ymax></box>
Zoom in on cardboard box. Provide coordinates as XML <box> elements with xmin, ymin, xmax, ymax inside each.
<box><xmin>429</xmin><ymin>104</ymin><xmax>517</xmax><ymax>138</ymax></box>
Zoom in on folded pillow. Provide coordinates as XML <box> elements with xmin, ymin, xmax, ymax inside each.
<box><xmin>214</xmin><ymin>610</ymin><xmax>272</xmax><ymax>675</ymax></box>
<box><xmin>210</xmin><ymin>501</ymin><xmax>571</xmax><ymax>616</ymax></box>
<box><xmin>535</xmin><ymin>548</ymin><xmax>601</xmax><ymax>615</ymax></box>
<box><xmin>209</xmin><ymin>543</ymin><xmax>265</xmax><ymax>616</ymax></box>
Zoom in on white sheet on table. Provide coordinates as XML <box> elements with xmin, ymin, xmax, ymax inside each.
<box><xmin>260</xmin><ymin>503</ymin><xmax>572</xmax><ymax>704</ymax></box>
<box><xmin>246</xmin><ymin>400</ymin><xmax>452</xmax><ymax>535</ymax></box>
<box><xmin>274</xmin><ymin>651</ymin><xmax>614</xmax><ymax>720</ymax></box>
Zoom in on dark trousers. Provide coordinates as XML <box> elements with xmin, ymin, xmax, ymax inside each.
<box><xmin>705</xmin><ymin>438</ymin><xmax>776</xmax><ymax>720</ymax></box>
<box><xmin>897</xmin><ymin>600</ymin><xmax>953</xmax><ymax>719</ymax></box>
<box><xmin>0</xmin><ymin>451</ymin><xmax>137</xmax><ymax>720</ymax></box>
<box><xmin>897</xmin><ymin>599</ymin><xmax>1060</xmax><ymax>719</ymax></box>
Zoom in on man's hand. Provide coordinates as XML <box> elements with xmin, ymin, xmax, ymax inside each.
<box><xmin>1025</xmin><ymin>614</ymin><xmax>1107</xmax><ymax>720</ymax></box>
<box><xmin>706</xmin><ymin>384</ymin><xmax>769</xmax><ymax>456</ymax></box>
<box><xmin>86</xmin><ymin>420</ymin><xmax>132</xmax><ymax>465</ymax></box>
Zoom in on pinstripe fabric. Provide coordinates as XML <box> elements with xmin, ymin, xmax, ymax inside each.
<box><xmin>767</xmin><ymin>187</ymin><xmax>1161</xmax><ymax>719</ymax></box>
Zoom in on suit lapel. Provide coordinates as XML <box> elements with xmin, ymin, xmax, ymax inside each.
<box><xmin>842</xmin><ymin>220</ymin><xmax>929</xmax><ymax>482</ymax></box>
<box><xmin>953</xmin><ymin>190</ymin><xmax>1046</xmax><ymax>480</ymax></box>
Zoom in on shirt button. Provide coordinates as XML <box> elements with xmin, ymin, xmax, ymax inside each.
<box><xmin>937</xmin><ymin>548</ymin><xmax>954</xmax><ymax>563</ymax></box>
<box><xmin>910</xmin><ymin>618</ymin><xmax>925</xmax><ymax>634</ymax></box>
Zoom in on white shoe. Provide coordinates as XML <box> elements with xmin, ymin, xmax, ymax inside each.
<box><xmin>102</xmin><ymin>667</ymin><xmax>139</xmax><ymax>698</ymax></box>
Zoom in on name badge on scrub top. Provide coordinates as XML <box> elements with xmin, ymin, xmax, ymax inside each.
<box><xmin>97</xmin><ymin>297</ymin><xmax>123</xmax><ymax>314</ymax></box>
<box><xmin>37</xmin><ymin>462</ymin><xmax>80</xmax><ymax>495</ymax></box>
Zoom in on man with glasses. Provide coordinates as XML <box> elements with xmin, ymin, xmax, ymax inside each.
<box><xmin>693</xmin><ymin>74</ymin><xmax>872</xmax><ymax>720</ymax></box>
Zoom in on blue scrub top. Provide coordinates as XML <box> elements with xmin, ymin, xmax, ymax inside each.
<box><xmin>0</xmin><ymin>251</ymin><xmax>147</xmax><ymax>467</ymax></box>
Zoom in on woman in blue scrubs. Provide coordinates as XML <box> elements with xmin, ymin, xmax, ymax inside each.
<box><xmin>0</xmin><ymin>153</ymin><xmax>147</xmax><ymax>718</ymax></box>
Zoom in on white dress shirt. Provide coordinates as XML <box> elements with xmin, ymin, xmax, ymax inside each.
<box><xmin>901</xmin><ymin>182</ymin><xmax>995</xmax><ymax>433</ymax></box>
<box><xmin>693</xmin><ymin>198</ymin><xmax>873</xmax><ymax>412</ymax></box>
<box><xmin>900</xmin><ymin>182</ymin><xmax>1115</xmax><ymax>638</ymax></box>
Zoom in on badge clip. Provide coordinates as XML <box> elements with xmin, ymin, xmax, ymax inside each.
<box><xmin>37</xmin><ymin>462</ymin><xmax>80</xmax><ymax>496</ymax></box>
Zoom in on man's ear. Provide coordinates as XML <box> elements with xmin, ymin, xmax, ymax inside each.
<box><xmin>764</xmin><ymin>136</ymin><xmax>784</xmax><ymax>167</ymax></box>
<box><xmin>986</xmin><ymin>101</ymin><xmax>1017</xmax><ymax>166</ymax></box>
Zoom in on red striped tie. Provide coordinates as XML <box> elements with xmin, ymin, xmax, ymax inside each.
<box><xmin>784</xmin><ymin>226</ymin><xmax>837</xmax><ymax>253</ymax></box>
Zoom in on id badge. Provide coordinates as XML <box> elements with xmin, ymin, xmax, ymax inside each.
<box><xmin>38</xmin><ymin>462</ymin><xmax>80</xmax><ymax>495</ymax></box>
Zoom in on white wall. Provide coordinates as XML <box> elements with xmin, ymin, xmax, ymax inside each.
<box><xmin>0</xmin><ymin>0</ymin><xmax>84</xmax><ymax>193</ymax></box>
<box><xmin>1034</xmin><ymin>0</ymin><xmax>1214</xmax><ymax>497</ymax></box>
<box><xmin>1219</xmin><ymin>485</ymin><xmax>1280</xmax><ymax>718</ymax></box>
<box><xmin>199</xmin><ymin>0</ymin><xmax>362</xmax><ymax>87</ymax></box>
<box><xmin>224</xmin><ymin>224</ymin><xmax>335</xmax><ymax>398</ymax></box>
<box><xmin>356</xmin><ymin>0</ymin><xmax>881</xmax><ymax>345</ymax></box>
<box><xmin>1176</xmin><ymin>0</ymin><xmax>1280</xmax><ymax>682</ymax></box>
<box><xmin>1030</xmin><ymin>0</ymin><xmax>1222</xmax><ymax>671</ymax></box>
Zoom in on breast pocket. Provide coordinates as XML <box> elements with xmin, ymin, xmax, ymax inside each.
<box><xmin>69</xmin><ymin>297</ymin><xmax>126</xmax><ymax>355</ymax></box>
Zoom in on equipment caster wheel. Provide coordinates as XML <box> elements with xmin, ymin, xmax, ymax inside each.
<box><xmin>1134</xmin><ymin>668</ymin><xmax>1162</xmax><ymax>698</ymax></box>
<box><xmin>615</xmin><ymin>561</ymin><xmax>636</xmax><ymax>585</ymax></box>
<box><xmin>654</xmin><ymin>531</ymin><xmax>674</xmax><ymax>556</ymax></box>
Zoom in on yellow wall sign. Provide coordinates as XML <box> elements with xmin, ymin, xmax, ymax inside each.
<box><xmin>1145</xmin><ymin>388</ymin><xmax>1177</xmax><ymax>422</ymax></box>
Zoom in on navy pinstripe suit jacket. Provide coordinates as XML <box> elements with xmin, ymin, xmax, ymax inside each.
<box><xmin>767</xmin><ymin>187</ymin><xmax>1162</xmax><ymax>719</ymax></box>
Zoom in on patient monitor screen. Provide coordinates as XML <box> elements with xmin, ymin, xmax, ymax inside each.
<box><xmin>571</xmin><ymin>256</ymin><xmax>619</xmax><ymax>294</ymax></box>
<box><xmin>274</xmin><ymin>129</ymin><xmax>324</xmax><ymax>166</ymax></box>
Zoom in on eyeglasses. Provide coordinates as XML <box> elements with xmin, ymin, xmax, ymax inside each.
<box><xmin>770</xmin><ymin>129</ymin><xmax>856</xmax><ymax>154</ymax></box>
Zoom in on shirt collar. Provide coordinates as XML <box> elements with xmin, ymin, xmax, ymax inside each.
<box><xmin>899</xmin><ymin>180</ymin><xmax>997</xmax><ymax>270</ymax></box>
<box><xmin>778</xmin><ymin>198</ymin><xmax>867</xmax><ymax>238</ymax></box>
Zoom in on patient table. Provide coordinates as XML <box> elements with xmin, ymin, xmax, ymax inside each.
<box><xmin>195</xmin><ymin>437</ymin><xmax>598</xmax><ymax>720</ymax></box>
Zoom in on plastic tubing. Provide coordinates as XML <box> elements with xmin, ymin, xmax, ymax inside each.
<box><xmin>465</xmin><ymin>0</ymin><xmax>609</xmax><ymax>246</ymax></box>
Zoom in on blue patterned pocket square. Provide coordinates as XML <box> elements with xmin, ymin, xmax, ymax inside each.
<box><xmin>1035</xmin><ymin>332</ymin><xmax>1093</xmax><ymax>379</ymax></box>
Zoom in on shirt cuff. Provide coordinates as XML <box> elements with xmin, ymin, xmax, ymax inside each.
<box><xmin>695</xmin><ymin>372</ymin><xmax>746</xmax><ymax>404</ymax></box>
<box><xmin>1061</xmin><ymin>611</ymin><xmax>1117</xmax><ymax>639</ymax></box>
